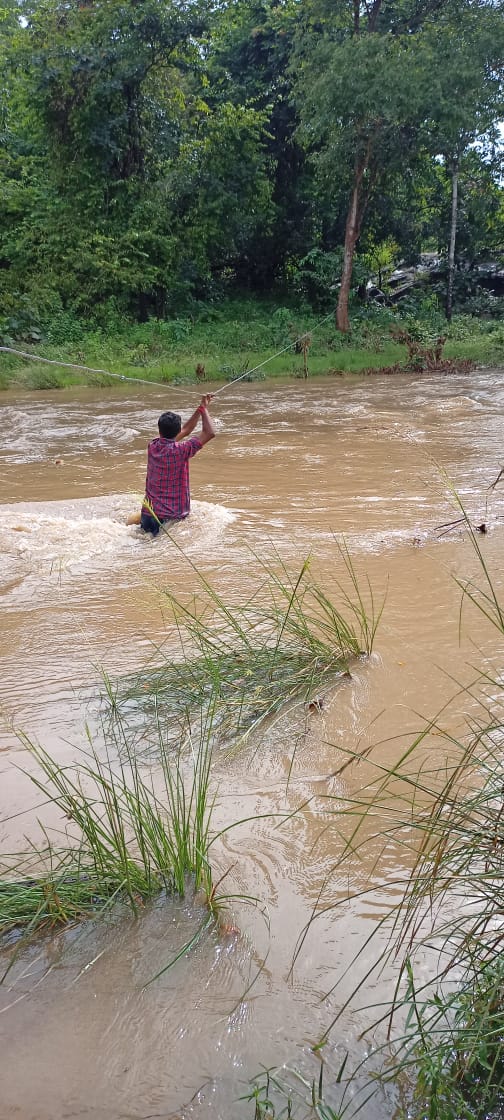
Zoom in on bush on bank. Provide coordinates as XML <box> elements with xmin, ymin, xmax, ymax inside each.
<box><xmin>1</xmin><ymin>295</ymin><xmax>503</xmax><ymax>391</ymax></box>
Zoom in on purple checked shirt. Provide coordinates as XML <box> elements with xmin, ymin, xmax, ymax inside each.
<box><xmin>142</xmin><ymin>436</ymin><xmax>202</xmax><ymax>521</ymax></box>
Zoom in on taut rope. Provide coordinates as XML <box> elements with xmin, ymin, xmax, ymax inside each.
<box><xmin>0</xmin><ymin>310</ymin><xmax>335</xmax><ymax>397</ymax></box>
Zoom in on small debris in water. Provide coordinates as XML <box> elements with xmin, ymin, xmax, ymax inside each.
<box><xmin>54</xmin><ymin>458</ymin><xmax>64</xmax><ymax>466</ymax></box>
<box><xmin>435</xmin><ymin>517</ymin><xmax>489</xmax><ymax>538</ymax></box>
<box><xmin>218</xmin><ymin>921</ymin><xmax>240</xmax><ymax>940</ymax></box>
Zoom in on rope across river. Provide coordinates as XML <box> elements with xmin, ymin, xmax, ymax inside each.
<box><xmin>0</xmin><ymin>310</ymin><xmax>335</xmax><ymax>398</ymax></box>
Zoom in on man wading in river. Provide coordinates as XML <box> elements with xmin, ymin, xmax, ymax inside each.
<box><xmin>139</xmin><ymin>394</ymin><xmax>216</xmax><ymax>535</ymax></box>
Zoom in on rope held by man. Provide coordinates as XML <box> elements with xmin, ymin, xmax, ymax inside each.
<box><xmin>0</xmin><ymin>310</ymin><xmax>335</xmax><ymax>396</ymax></box>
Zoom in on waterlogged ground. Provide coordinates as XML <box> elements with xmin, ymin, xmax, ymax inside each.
<box><xmin>1</xmin><ymin>371</ymin><xmax>504</xmax><ymax>1118</ymax></box>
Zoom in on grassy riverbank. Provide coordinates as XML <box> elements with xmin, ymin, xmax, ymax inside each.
<box><xmin>1</xmin><ymin>298</ymin><xmax>503</xmax><ymax>390</ymax></box>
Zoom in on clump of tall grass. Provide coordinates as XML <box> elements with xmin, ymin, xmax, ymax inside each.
<box><xmin>112</xmin><ymin>549</ymin><xmax>383</xmax><ymax>750</ymax></box>
<box><xmin>246</xmin><ymin>741</ymin><xmax>504</xmax><ymax>1118</ymax></box>
<box><xmin>323</xmin><ymin>704</ymin><xmax>504</xmax><ymax>1119</ymax></box>
<box><xmin>381</xmin><ymin>695</ymin><xmax>504</xmax><ymax>1118</ymax></box>
<box><xmin>0</xmin><ymin>713</ymin><xmax>214</xmax><ymax>960</ymax></box>
<box><xmin>294</xmin><ymin>559</ymin><xmax>504</xmax><ymax>1116</ymax></box>
<box><xmin>244</xmin><ymin>511</ymin><xmax>504</xmax><ymax>1119</ymax></box>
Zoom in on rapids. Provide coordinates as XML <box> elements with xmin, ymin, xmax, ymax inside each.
<box><xmin>1</xmin><ymin>371</ymin><xmax>503</xmax><ymax>1118</ymax></box>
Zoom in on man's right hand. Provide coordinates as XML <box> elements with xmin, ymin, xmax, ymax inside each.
<box><xmin>198</xmin><ymin>394</ymin><xmax>217</xmax><ymax>445</ymax></box>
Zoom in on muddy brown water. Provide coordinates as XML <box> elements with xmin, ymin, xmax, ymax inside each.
<box><xmin>1</xmin><ymin>371</ymin><xmax>504</xmax><ymax>1119</ymax></box>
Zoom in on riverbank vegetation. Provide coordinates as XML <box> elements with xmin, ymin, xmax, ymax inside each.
<box><xmin>1</xmin><ymin>296</ymin><xmax>503</xmax><ymax>392</ymax></box>
<box><xmin>1</xmin><ymin>0</ymin><xmax>503</xmax><ymax>378</ymax></box>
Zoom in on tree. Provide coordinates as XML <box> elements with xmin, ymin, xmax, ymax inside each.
<box><xmin>419</xmin><ymin>7</ymin><xmax>504</xmax><ymax>319</ymax></box>
<box><xmin>293</xmin><ymin>0</ymin><xmax>504</xmax><ymax>331</ymax></box>
<box><xmin>207</xmin><ymin>0</ymin><xmax>315</xmax><ymax>290</ymax></box>
<box><xmin>0</xmin><ymin>0</ymin><xmax>274</xmax><ymax>317</ymax></box>
<box><xmin>18</xmin><ymin>0</ymin><xmax>209</xmax><ymax>185</ymax></box>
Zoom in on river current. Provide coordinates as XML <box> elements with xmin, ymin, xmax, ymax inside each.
<box><xmin>1</xmin><ymin>371</ymin><xmax>503</xmax><ymax>1118</ymax></box>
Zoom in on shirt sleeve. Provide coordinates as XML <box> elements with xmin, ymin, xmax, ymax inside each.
<box><xmin>179</xmin><ymin>437</ymin><xmax>203</xmax><ymax>460</ymax></box>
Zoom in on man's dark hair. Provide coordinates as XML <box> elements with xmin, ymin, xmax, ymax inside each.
<box><xmin>158</xmin><ymin>411</ymin><xmax>182</xmax><ymax>439</ymax></box>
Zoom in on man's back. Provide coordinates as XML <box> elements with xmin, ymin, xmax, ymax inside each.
<box><xmin>143</xmin><ymin>435</ymin><xmax>202</xmax><ymax>521</ymax></box>
<box><xmin>140</xmin><ymin>395</ymin><xmax>216</xmax><ymax>535</ymax></box>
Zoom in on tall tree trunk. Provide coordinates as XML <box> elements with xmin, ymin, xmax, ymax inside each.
<box><xmin>335</xmin><ymin>0</ymin><xmax>382</xmax><ymax>332</ymax></box>
<box><xmin>336</xmin><ymin>156</ymin><xmax>366</xmax><ymax>332</ymax></box>
<box><xmin>353</xmin><ymin>0</ymin><xmax>360</xmax><ymax>33</ymax></box>
<box><xmin>446</xmin><ymin>158</ymin><xmax>459</xmax><ymax>322</ymax></box>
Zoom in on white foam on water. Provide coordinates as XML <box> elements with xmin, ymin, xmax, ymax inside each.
<box><xmin>0</xmin><ymin>402</ymin><xmax>151</xmax><ymax>464</ymax></box>
<box><xmin>345</xmin><ymin>528</ymin><xmax>429</xmax><ymax>553</ymax></box>
<box><xmin>0</xmin><ymin>494</ymin><xmax>237</xmax><ymax>589</ymax></box>
<box><xmin>436</xmin><ymin>395</ymin><xmax>484</xmax><ymax>410</ymax></box>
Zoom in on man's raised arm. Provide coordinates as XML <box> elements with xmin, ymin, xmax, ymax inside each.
<box><xmin>177</xmin><ymin>394</ymin><xmax>215</xmax><ymax>442</ymax></box>
<box><xmin>197</xmin><ymin>396</ymin><xmax>217</xmax><ymax>446</ymax></box>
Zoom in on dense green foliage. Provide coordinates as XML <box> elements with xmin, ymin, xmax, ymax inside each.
<box><xmin>2</xmin><ymin>294</ymin><xmax>503</xmax><ymax>391</ymax></box>
<box><xmin>0</xmin><ymin>0</ymin><xmax>503</xmax><ymax>339</ymax></box>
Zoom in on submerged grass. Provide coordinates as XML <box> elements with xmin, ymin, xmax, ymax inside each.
<box><xmin>112</xmin><ymin>548</ymin><xmax>383</xmax><ymax>751</ymax></box>
<box><xmin>0</xmin><ymin>545</ymin><xmax>382</xmax><ymax>984</ymax></box>
<box><xmin>1</xmin><ymin>547</ymin><xmax>382</xmax><ymax>972</ymax></box>
<box><xmin>243</xmin><ymin>1063</ymin><xmax>345</xmax><ymax>1119</ymax></box>
<box><xmin>0</xmin><ymin>853</ymin><xmax>113</xmax><ymax>942</ymax></box>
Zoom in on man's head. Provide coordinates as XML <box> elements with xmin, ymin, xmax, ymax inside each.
<box><xmin>158</xmin><ymin>411</ymin><xmax>181</xmax><ymax>439</ymax></box>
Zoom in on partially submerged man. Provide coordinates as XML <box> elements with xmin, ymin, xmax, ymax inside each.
<box><xmin>140</xmin><ymin>393</ymin><xmax>216</xmax><ymax>535</ymax></box>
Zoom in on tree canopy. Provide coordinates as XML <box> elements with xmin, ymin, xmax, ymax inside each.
<box><xmin>0</xmin><ymin>0</ymin><xmax>502</xmax><ymax>330</ymax></box>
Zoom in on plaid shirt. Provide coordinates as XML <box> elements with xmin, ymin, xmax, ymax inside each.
<box><xmin>142</xmin><ymin>436</ymin><xmax>202</xmax><ymax>520</ymax></box>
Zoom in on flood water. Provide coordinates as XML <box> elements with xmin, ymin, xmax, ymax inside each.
<box><xmin>1</xmin><ymin>370</ymin><xmax>504</xmax><ymax>1119</ymax></box>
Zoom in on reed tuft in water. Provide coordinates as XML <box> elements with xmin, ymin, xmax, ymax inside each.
<box><xmin>112</xmin><ymin>548</ymin><xmax>383</xmax><ymax>750</ymax></box>
<box><xmin>0</xmin><ymin>549</ymin><xmax>382</xmax><ymax>983</ymax></box>
<box><xmin>0</xmin><ymin>711</ymin><xmax>215</xmax><ymax>961</ymax></box>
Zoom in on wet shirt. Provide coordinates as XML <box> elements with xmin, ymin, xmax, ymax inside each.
<box><xmin>142</xmin><ymin>436</ymin><xmax>202</xmax><ymax>520</ymax></box>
